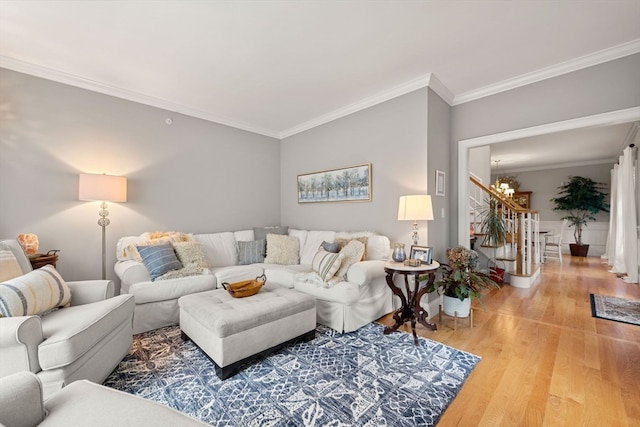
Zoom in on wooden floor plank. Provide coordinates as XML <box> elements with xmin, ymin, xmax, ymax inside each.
<box><xmin>377</xmin><ymin>254</ymin><xmax>640</xmax><ymax>426</ymax></box>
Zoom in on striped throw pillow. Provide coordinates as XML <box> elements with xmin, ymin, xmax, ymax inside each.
<box><xmin>0</xmin><ymin>265</ymin><xmax>71</xmax><ymax>317</ymax></box>
<box><xmin>0</xmin><ymin>249</ymin><xmax>23</xmax><ymax>282</ymax></box>
<box><xmin>312</xmin><ymin>249</ymin><xmax>344</xmax><ymax>282</ymax></box>
<box><xmin>137</xmin><ymin>243</ymin><xmax>182</xmax><ymax>281</ymax></box>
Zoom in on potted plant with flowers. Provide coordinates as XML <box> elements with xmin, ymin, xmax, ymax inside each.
<box><xmin>427</xmin><ymin>246</ymin><xmax>500</xmax><ymax>316</ymax></box>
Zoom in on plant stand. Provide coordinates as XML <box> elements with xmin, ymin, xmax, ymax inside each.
<box><xmin>438</xmin><ymin>304</ymin><xmax>473</xmax><ymax>330</ymax></box>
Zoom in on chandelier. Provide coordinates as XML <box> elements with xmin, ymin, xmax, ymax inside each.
<box><xmin>492</xmin><ymin>160</ymin><xmax>515</xmax><ymax>198</ymax></box>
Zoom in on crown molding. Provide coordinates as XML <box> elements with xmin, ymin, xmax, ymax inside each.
<box><xmin>452</xmin><ymin>39</ymin><xmax>640</xmax><ymax>106</ymax></box>
<box><xmin>279</xmin><ymin>73</ymin><xmax>446</xmax><ymax>138</ymax></box>
<box><xmin>0</xmin><ymin>56</ymin><xmax>281</xmax><ymax>139</ymax></box>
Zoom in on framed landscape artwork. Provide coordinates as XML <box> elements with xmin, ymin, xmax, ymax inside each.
<box><xmin>298</xmin><ymin>163</ymin><xmax>372</xmax><ymax>203</ymax></box>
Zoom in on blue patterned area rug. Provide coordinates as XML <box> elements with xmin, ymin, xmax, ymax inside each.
<box><xmin>104</xmin><ymin>323</ymin><xmax>480</xmax><ymax>426</ymax></box>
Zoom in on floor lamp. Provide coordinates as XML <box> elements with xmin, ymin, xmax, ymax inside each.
<box><xmin>79</xmin><ymin>173</ymin><xmax>127</xmax><ymax>280</ymax></box>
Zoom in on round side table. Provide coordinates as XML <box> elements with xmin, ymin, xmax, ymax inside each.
<box><xmin>383</xmin><ymin>261</ymin><xmax>440</xmax><ymax>345</ymax></box>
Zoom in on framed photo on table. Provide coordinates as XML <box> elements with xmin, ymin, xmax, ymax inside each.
<box><xmin>410</xmin><ymin>245</ymin><xmax>433</xmax><ymax>265</ymax></box>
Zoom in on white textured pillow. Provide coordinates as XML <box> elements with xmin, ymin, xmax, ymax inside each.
<box><xmin>172</xmin><ymin>241</ymin><xmax>209</xmax><ymax>269</ymax></box>
<box><xmin>335</xmin><ymin>239</ymin><xmax>365</xmax><ymax>280</ymax></box>
<box><xmin>264</xmin><ymin>234</ymin><xmax>300</xmax><ymax>265</ymax></box>
<box><xmin>312</xmin><ymin>249</ymin><xmax>344</xmax><ymax>282</ymax></box>
<box><xmin>0</xmin><ymin>265</ymin><xmax>71</xmax><ymax>317</ymax></box>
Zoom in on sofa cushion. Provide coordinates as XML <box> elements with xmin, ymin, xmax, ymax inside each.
<box><xmin>212</xmin><ymin>265</ymin><xmax>265</xmax><ymax>288</ymax></box>
<box><xmin>288</xmin><ymin>229</ymin><xmax>308</xmax><ymax>255</ymax></box>
<box><xmin>312</xmin><ymin>249</ymin><xmax>344</xmax><ymax>281</ymax></box>
<box><xmin>0</xmin><ymin>249</ymin><xmax>22</xmax><ymax>281</ymax></box>
<box><xmin>300</xmin><ymin>231</ymin><xmax>336</xmax><ymax>265</ymax></box>
<box><xmin>0</xmin><ymin>265</ymin><xmax>71</xmax><ymax>317</ymax></box>
<box><xmin>335</xmin><ymin>239</ymin><xmax>366</xmax><ymax>280</ymax></box>
<box><xmin>253</xmin><ymin>226</ymin><xmax>288</xmax><ymax>241</ymax></box>
<box><xmin>194</xmin><ymin>232</ymin><xmax>238</xmax><ymax>268</ymax></box>
<box><xmin>127</xmin><ymin>275</ymin><xmax>216</xmax><ymax>304</ymax></box>
<box><xmin>237</xmin><ymin>239</ymin><xmax>265</xmax><ymax>265</ymax></box>
<box><xmin>38</xmin><ymin>294</ymin><xmax>134</xmax><ymax>370</ymax></box>
<box><xmin>137</xmin><ymin>243</ymin><xmax>182</xmax><ymax>281</ymax></box>
<box><xmin>262</xmin><ymin>264</ymin><xmax>311</xmax><ymax>288</ymax></box>
<box><xmin>264</xmin><ymin>234</ymin><xmax>300</xmax><ymax>265</ymax></box>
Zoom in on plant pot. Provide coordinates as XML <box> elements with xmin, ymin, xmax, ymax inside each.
<box><xmin>443</xmin><ymin>295</ymin><xmax>471</xmax><ymax>317</ymax></box>
<box><xmin>569</xmin><ymin>243</ymin><xmax>589</xmax><ymax>257</ymax></box>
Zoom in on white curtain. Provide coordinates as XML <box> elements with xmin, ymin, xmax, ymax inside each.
<box><xmin>604</xmin><ymin>146</ymin><xmax>638</xmax><ymax>284</ymax></box>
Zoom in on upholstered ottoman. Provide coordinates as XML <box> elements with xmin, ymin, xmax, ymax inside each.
<box><xmin>178</xmin><ymin>283</ymin><xmax>316</xmax><ymax>379</ymax></box>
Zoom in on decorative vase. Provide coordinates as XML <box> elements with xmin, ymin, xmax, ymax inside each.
<box><xmin>443</xmin><ymin>295</ymin><xmax>471</xmax><ymax>317</ymax></box>
<box><xmin>392</xmin><ymin>243</ymin><xmax>406</xmax><ymax>262</ymax></box>
<box><xmin>17</xmin><ymin>233</ymin><xmax>39</xmax><ymax>256</ymax></box>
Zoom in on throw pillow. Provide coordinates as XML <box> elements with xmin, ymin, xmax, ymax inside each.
<box><xmin>264</xmin><ymin>234</ymin><xmax>300</xmax><ymax>265</ymax></box>
<box><xmin>253</xmin><ymin>226</ymin><xmax>289</xmax><ymax>242</ymax></box>
<box><xmin>0</xmin><ymin>265</ymin><xmax>71</xmax><ymax>317</ymax></box>
<box><xmin>320</xmin><ymin>241</ymin><xmax>339</xmax><ymax>253</ymax></box>
<box><xmin>335</xmin><ymin>239</ymin><xmax>366</xmax><ymax>280</ymax></box>
<box><xmin>237</xmin><ymin>239</ymin><xmax>266</xmax><ymax>265</ymax></box>
<box><xmin>312</xmin><ymin>249</ymin><xmax>344</xmax><ymax>282</ymax></box>
<box><xmin>137</xmin><ymin>243</ymin><xmax>182</xmax><ymax>281</ymax></box>
<box><xmin>0</xmin><ymin>250</ymin><xmax>23</xmax><ymax>282</ymax></box>
<box><xmin>172</xmin><ymin>241</ymin><xmax>209</xmax><ymax>270</ymax></box>
<box><xmin>336</xmin><ymin>237</ymin><xmax>368</xmax><ymax>260</ymax></box>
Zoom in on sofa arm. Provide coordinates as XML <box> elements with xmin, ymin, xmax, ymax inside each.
<box><xmin>346</xmin><ymin>260</ymin><xmax>386</xmax><ymax>286</ymax></box>
<box><xmin>67</xmin><ymin>280</ymin><xmax>115</xmax><ymax>305</ymax></box>
<box><xmin>0</xmin><ymin>372</ymin><xmax>46</xmax><ymax>427</ymax></box>
<box><xmin>0</xmin><ymin>316</ymin><xmax>43</xmax><ymax>377</ymax></box>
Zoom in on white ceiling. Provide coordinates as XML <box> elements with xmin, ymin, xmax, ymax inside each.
<box><xmin>1</xmin><ymin>1</ymin><xmax>640</xmax><ymax>167</ymax></box>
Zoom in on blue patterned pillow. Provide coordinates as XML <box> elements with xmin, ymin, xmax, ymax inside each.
<box><xmin>137</xmin><ymin>243</ymin><xmax>182</xmax><ymax>281</ymax></box>
<box><xmin>238</xmin><ymin>239</ymin><xmax>266</xmax><ymax>265</ymax></box>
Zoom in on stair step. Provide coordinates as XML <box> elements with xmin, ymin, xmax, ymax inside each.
<box><xmin>495</xmin><ymin>257</ymin><xmax>516</xmax><ymax>262</ymax></box>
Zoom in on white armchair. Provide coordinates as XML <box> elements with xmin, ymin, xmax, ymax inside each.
<box><xmin>0</xmin><ymin>239</ymin><xmax>135</xmax><ymax>399</ymax></box>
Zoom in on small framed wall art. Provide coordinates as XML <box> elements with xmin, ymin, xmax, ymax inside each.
<box><xmin>435</xmin><ymin>170</ymin><xmax>445</xmax><ymax>197</ymax></box>
<box><xmin>410</xmin><ymin>245</ymin><xmax>433</xmax><ymax>265</ymax></box>
<box><xmin>297</xmin><ymin>163</ymin><xmax>372</xmax><ymax>203</ymax></box>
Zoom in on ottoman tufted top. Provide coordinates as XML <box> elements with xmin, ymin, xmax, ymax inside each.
<box><xmin>178</xmin><ymin>283</ymin><xmax>316</xmax><ymax>338</ymax></box>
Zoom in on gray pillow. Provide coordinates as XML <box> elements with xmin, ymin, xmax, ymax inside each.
<box><xmin>137</xmin><ymin>243</ymin><xmax>182</xmax><ymax>281</ymax></box>
<box><xmin>320</xmin><ymin>241</ymin><xmax>339</xmax><ymax>253</ymax></box>
<box><xmin>238</xmin><ymin>239</ymin><xmax>266</xmax><ymax>265</ymax></box>
<box><xmin>253</xmin><ymin>226</ymin><xmax>289</xmax><ymax>242</ymax></box>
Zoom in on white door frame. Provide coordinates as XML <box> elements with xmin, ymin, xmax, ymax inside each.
<box><xmin>457</xmin><ymin>107</ymin><xmax>640</xmax><ymax>246</ymax></box>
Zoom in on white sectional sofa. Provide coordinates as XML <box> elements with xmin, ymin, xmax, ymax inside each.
<box><xmin>115</xmin><ymin>228</ymin><xmax>396</xmax><ymax>334</ymax></box>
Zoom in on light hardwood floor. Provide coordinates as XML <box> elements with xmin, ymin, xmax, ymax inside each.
<box><xmin>378</xmin><ymin>255</ymin><xmax>640</xmax><ymax>427</ymax></box>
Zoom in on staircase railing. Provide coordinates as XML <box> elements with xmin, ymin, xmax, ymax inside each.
<box><xmin>469</xmin><ymin>176</ymin><xmax>541</xmax><ymax>276</ymax></box>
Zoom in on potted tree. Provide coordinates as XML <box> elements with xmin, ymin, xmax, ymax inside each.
<box><xmin>479</xmin><ymin>198</ymin><xmax>507</xmax><ymax>248</ymax></box>
<box><xmin>550</xmin><ymin>176</ymin><xmax>609</xmax><ymax>257</ymax></box>
<box><xmin>427</xmin><ymin>246</ymin><xmax>500</xmax><ymax>317</ymax></box>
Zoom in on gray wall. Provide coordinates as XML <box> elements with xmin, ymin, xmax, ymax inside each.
<box><xmin>281</xmin><ymin>88</ymin><xmax>443</xmax><ymax>250</ymax></box>
<box><xmin>493</xmin><ymin>163</ymin><xmax>612</xmax><ymax>222</ymax></box>
<box><xmin>0</xmin><ymin>69</ymin><xmax>281</xmax><ymax>282</ymax></box>
<box><xmin>450</xmin><ymin>53</ymin><xmax>640</xmax><ymax>244</ymax></box>
<box><xmin>427</xmin><ymin>88</ymin><xmax>451</xmax><ymax>263</ymax></box>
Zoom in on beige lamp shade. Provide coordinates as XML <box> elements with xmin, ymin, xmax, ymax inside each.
<box><xmin>397</xmin><ymin>195</ymin><xmax>434</xmax><ymax>221</ymax></box>
<box><xmin>79</xmin><ymin>173</ymin><xmax>127</xmax><ymax>202</ymax></box>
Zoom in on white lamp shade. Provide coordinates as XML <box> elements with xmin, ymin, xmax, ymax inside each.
<box><xmin>79</xmin><ymin>173</ymin><xmax>127</xmax><ymax>202</ymax></box>
<box><xmin>397</xmin><ymin>195</ymin><xmax>434</xmax><ymax>221</ymax></box>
